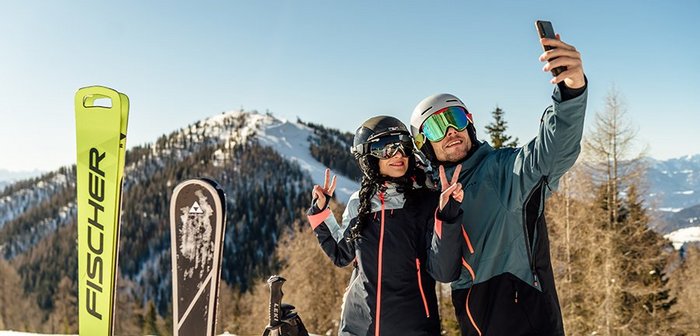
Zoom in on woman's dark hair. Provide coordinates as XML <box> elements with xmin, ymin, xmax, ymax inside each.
<box><xmin>348</xmin><ymin>152</ymin><xmax>427</xmax><ymax>242</ymax></box>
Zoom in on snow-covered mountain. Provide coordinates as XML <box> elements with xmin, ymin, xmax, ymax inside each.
<box><xmin>645</xmin><ymin>154</ymin><xmax>700</xmax><ymax>240</ymax></box>
<box><xmin>0</xmin><ymin>109</ymin><xmax>360</xmax><ymax>322</ymax></box>
<box><xmin>647</xmin><ymin>154</ymin><xmax>700</xmax><ymax>212</ymax></box>
<box><xmin>240</xmin><ymin>112</ymin><xmax>358</xmax><ymax>202</ymax></box>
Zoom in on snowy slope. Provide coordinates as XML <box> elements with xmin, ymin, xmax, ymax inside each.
<box><xmin>201</xmin><ymin>110</ymin><xmax>358</xmax><ymax>203</ymax></box>
<box><xmin>255</xmin><ymin>116</ymin><xmax>357</xmax><ymax>203</ymax></box>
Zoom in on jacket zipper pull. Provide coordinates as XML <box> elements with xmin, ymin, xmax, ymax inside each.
<box><xmin>514</xmin><ymin>290</ymin><xmax>518</xmax><ymax>304</ymax></box>
<box><xmin>533</xmin><ymin>273</ymin><xmax>540</xmax><ymax>288</ymax></box>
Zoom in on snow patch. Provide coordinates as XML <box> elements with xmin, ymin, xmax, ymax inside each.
<box><xmin>657</xmin><ymin>207</ymin><xmax>684</xmax><ymax>213</ymax></box>
<box><xmin>664</xmin><ymin>226</ymin><xmax>700</xmax><ymax>250</ymax></box>
<box><xmin>0</xmin><ymin>333</ymin><xmax>75</xmax><ymax>336</ymax></box>
<box><xmin>673</xmin><ymin>190</ymin><xmax>695</xmax><ymax>195</ymax></box>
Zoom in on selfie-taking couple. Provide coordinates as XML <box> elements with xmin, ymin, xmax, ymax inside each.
<box><xmin>306</xmin><ymin>32</ymin><xmax>587</xmax><ymax>336</ymax></box>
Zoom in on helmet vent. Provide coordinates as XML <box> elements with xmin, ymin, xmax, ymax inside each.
<box><xmin>446</xmin><ymin>99</ymin><xmax>459</xmax><ymax>103</ymax></box>
<box><xmin>421</xmin><ymin>106</ymin><xmax>433</xmax><ymax>115</ymax></box>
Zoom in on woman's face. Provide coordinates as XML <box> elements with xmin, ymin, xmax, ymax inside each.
<box><xmin>378</xmin><ymin>151</ymin><xmax>409</xmax><ymax>178</ymax></box>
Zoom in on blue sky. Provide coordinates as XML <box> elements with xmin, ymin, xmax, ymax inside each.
<box><xmin>1</xmin><ymin>0</ymin><xmax>698</xmax><ymax>171</ymax></box>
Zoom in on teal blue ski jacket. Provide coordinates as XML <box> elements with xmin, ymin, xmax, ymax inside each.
<box><xmin>445</xmin><ymin>83</ymin><xmax>587</xmax><ymax>335</ymax></box>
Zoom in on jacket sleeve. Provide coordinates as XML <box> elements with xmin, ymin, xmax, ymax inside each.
<box><xmin>502</xmin><ymin>81</ymin><xmax>588</xmax><ymax>206</ymax></box>
<box><xmin>306</xmin><ymin>198</ymin><xmax>357</xmax><ymax>267</ymax></box>
<box><xmin>426</xmin><ymin>195</ymin><xmax>464</xmax><ymax>283</ymax></box>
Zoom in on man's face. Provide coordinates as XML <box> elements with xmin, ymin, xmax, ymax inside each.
<box><xmin>430</xmin><ymin>127</ymin><xmax>471</xmax><ymax>162</ymax></box>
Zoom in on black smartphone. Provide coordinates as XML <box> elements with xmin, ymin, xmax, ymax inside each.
<box><xmin>536</xmin><ymin>20</ymin><xmax>566</xmax><ymax>76</ymax></box>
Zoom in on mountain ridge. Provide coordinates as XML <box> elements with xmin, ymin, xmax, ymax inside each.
<box><xmin>0</xmin><ymin>109</ymin><xmax>360</xmax><ymax>316</ymax></box>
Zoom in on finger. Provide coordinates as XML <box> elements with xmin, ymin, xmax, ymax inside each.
<box><xmin>329</xmin><ymin>175</ymin><xmax>337</xmax><ymax>195</ymax></box>
<box><xmin>450</xmin><ymin>165</ymin><xmax>462</xmax><ymax>186</ymax></box>
<box><xmin>442</xmin><ymin>183</ymin><xmax>458</xmax><ymax>196</ymax></box>
<box><xmin>313</xmin><ymin>186</ymin><xmax>327</xmax><ymax>204</ymax></box>
<box><xmin>454</xmin><ymin>190</ymin><xmax>464</xmax><ymax>203</ymax></box>
<box><xmin>452</xmin><ymin>182</ymin><xmax>463</xmax><ymax>194</ymax></box>
<box><xmin>555</xmin><ymin>33</ymin><xmax>561</xmax><ymax>40</ymax></box>
<box><xmin>323</xmin><ymin>168</ymin><xmax>330</xmax><ymax>189</ymax></box>
<box><xmin>439</xmin><ymin>165</ymin><xmax>448</xmax><ymax>189</ymax></box>
<box><xmin>543</xmin><ymin>56</ymin><xmax>582</xmax><ymax>72</ymax></box>
<box><xmin>312</xmin><ymin>185</ymin><xmax>322</xmax><ymax>199</ymax></box>
<box><xmin>539</xmin><ymin>47</ymin><xmax>580</xmax><ymax>63</ymax></box>
<box><xmin>541</xmin><ymin>37</ymin><xmax>575</xmax><ymax>51</ymax></box>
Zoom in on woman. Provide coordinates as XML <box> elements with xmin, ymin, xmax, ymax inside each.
<box><xmin>306</xmin><ymin>116</ymin><xmax>464</xmax><ymax>336</ymax></box>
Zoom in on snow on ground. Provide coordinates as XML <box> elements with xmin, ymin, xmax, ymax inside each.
<box><xmin>665</xmin><ymin>226</ymin><xmax>700</xmax><ymax>250</ymax></box>
<box><xmin>255</xmin><ymin>116</ymin><xmax>359</xmax><ymax>204</ymax></box>
<box><xmin>0</xmin><ymin>332</ymin><xmax>321</xmax><ymax>336</ymax></box>
<box><xmin>0</xmin><ymin>333</ymin><xmax>73</xmax><ymax>336</ymax></box>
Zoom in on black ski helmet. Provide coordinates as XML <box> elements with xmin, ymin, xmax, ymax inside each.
<box><xmin>351</xmin><ymin>116</ymin><xmax>414</xmax><ymax>180</ymax></box>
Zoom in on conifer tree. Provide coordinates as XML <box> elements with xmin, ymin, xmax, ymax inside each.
<box><xmin>484</xmin><ymin>106</ymin><xmax>519</xmax><ymax>149</ymax></box>
<box><xmin>582</xmin><ymin>88</ymin><xmax>677</xmax><ymax>335</ymax></box>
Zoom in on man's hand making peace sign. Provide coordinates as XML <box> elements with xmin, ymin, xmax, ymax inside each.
<box><xmin>439</xmin><ymin>165</ymin><xmax>463</xmax><ymax>210</ymax></box>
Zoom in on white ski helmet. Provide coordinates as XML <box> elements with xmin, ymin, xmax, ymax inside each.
<box><xmin>410</xmin><ymin>93</ymin><xmax>476</xmax><ymax>158</ymax></box>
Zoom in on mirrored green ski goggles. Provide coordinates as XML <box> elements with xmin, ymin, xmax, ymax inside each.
<box><xmin>420</xmin><ymin>106</ymin><xmax>471</xmax><ymax>142</ymax></box>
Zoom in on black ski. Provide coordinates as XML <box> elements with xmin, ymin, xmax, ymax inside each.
<box><xmin>170</xmin><ymin>178</ymin><xmax>227</xmax><ymax>336</ymax></box>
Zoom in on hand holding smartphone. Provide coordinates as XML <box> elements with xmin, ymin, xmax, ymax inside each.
<box><xmin>536</xmin><ymin>20</ymin><xmax>566</xmax><ymax>77</ymax></box>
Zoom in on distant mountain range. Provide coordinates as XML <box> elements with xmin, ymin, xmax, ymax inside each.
<box><xmin>647</xmin><ymin>154</ymin><xmax>700</xmax><ymax>210</ymax></box>
<box><xmin>0</xmin><ymin>169</ymin><xmax>43</xmax><ymax>191</ymax></box>
<box><xmin>646</xmin><ymin>155</ymin><xmax>700</xmax><ymax>233</ymax></box>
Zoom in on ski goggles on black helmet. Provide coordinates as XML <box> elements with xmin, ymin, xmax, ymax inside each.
<box><xmin>353</xmin><ymin>133</ymin><xmax>414</xmax><ymax>160</ymax></box>
<box><xmin>420</xmin><ymin>106</ymin><xmax>471</xmax><ymax>143</ymax></box>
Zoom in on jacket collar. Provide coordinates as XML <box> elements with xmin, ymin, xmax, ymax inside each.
<box><xmin>378</xmin><ymin>181</ymin><xmax>403</xmax><ymax>198</ymax></box>
<box><xmin>458</xmin><ymin>140</ymin><xmax>492</xmax><ymax>173</ymax></box>
<box><xmin>437</xmin><ymin>140</ymin><xmax>493</xmax><ymax>178</ymax></box>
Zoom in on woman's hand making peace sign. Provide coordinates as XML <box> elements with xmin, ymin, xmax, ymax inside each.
<box><xmin>312</xmin><ymin>168</ymin><xmax>337</xmax><ymax>210</ymax></box>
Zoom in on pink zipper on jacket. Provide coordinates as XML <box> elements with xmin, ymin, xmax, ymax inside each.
<box><xmin>415</xmin><ymin>258</ymin><xmax>430</xmax><ymax>317</ymax></box>
<box><xmin>374</xmin><ymin>191</ymin><xmax>386</xmax><ymax>336</ymax></box>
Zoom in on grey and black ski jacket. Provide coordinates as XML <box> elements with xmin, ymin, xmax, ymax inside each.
<box><xmin>307</xmin><ymin>184</ymin><xmax>463</xmax><ymax>336</ymax></box>
<box><xmin>446</xmin><ymin>83</ymin><xmax>587</xmax><ymax>335</ymax></box>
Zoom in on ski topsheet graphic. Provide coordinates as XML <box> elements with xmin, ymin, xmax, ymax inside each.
<box><xmin>75</xmin><ymin>86</ymin><xmax>129</xmax><ymax>336</ymax></box>
<box><xmin>170</xmin><ymin>178</ymin><xmax>227</xmax><ymax>336</ymax></box>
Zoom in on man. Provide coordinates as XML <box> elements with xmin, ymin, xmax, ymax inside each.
<box><xmin>409</xmin><ymin>35</ymin><xmax>587</xmax><ymax>335</ymax></box>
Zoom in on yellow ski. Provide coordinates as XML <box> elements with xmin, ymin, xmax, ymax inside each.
<box><xmin>75</xmin><ymin>86</ymin><xmax>129</xmax><ymax>336</ymax></box>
